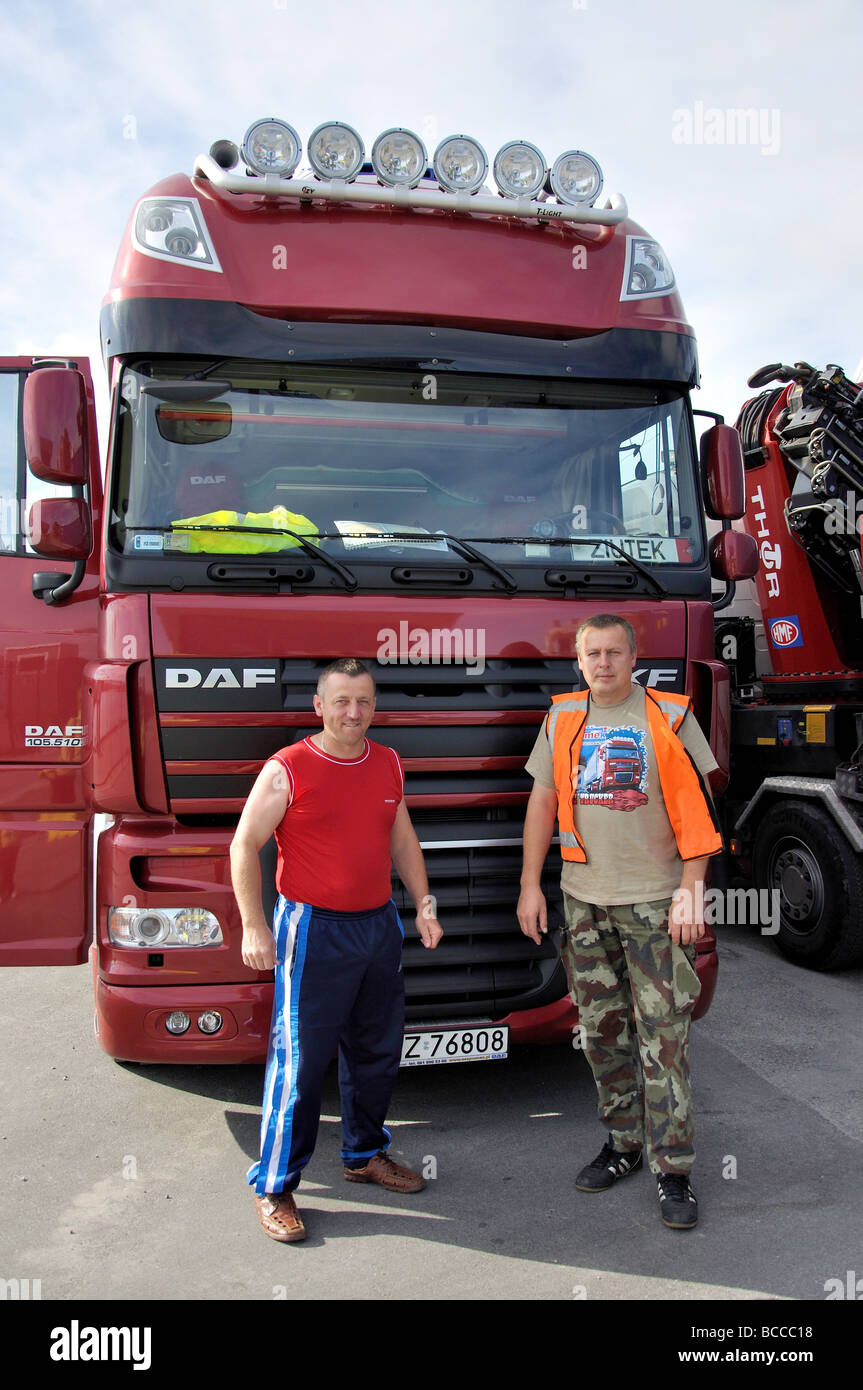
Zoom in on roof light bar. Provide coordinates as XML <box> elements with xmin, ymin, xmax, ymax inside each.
<box><xmin>192</xmin><ymin>124</ymin><xmax>628</xmax><ymax>225</ymax></box>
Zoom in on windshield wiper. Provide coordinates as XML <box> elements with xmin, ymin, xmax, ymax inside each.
<box><xmin>324</xmin><ymin>530</ymin><xmax>517</xmax><ymax>592</ymax></box>
<box><xmin>156</xmin><ymin>525</ymin><xmax>358</xmax><ymax>590</ymax></box>
<box><xmin>463</xmin><ymin>535</ymin><xmax>667</xmax><ymax>596</ymax></box>
<box><xmin>430</xmin><ymin>533</ymin><xmax>517</xmax><ymax>592</ymax></box>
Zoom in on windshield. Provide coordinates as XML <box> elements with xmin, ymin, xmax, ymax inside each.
<box><xmin>110</xmin><ymin>360</ymin><xmax>703</xmax><ymax>569</ymax></box>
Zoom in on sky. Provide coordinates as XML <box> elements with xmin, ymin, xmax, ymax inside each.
<box><xmin>1</xmin><ymin>0</ymin><xmax>861</xmax><ymax>448</ymax></box>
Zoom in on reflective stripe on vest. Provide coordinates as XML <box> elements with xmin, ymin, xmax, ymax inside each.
<box><xmin>545</xmin><ymin>685</ymin><xmax>722</xmax><ymax>863</ymax></box>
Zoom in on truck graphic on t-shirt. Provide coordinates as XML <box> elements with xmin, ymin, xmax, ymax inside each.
<box><xmin>581</xmin><ymin>736</ymin><xmax>641</xmax><ymax>791</ymax></box>
<box><xmin>576</xmin><ymin>725</ymin><xmax>648</xmax><ymax>810</ymax></box>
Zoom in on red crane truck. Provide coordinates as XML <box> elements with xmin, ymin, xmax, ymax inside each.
<box><xmin>0</xmin><ymin>118</ymin><xmax>754</xmax><ymax>1062</ymax></box>
<box><xmin>721</xmin><ymin>358</ymin><xmax>863</xmax><ymax>970</ymax></box>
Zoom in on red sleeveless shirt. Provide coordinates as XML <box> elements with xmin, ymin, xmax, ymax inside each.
<box><xmin>271</xmin><ymin>737</ymin><xmax>404</xmax><ymax>911</ymax></box>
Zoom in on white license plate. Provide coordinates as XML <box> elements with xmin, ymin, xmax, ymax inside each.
<box><xmin>400</xmin><ymin>1025</ymin><xmax>509</xmax><ymax>1067</ymax></box>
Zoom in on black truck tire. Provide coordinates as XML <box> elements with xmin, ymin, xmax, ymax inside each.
<box><xmin>752</xmin><ymin>800</ymin><xmax>863</xmax><ymax>970</ymax></box>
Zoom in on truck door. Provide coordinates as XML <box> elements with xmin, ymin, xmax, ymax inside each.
<box><xmin>0</xmin><ymin>358</ymin><xmax>101</xmax><ymax>964</ymax></box>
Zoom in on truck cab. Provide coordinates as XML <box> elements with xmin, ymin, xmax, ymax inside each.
<box><xmin>1</xmin><ymin>120</ymin><xmax>755</xmax><ymax>1058</ymax></box>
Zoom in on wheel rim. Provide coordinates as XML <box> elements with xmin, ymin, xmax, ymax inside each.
<box><xmin>767</xmin><ymin>835</ymin><xmax>825</xmax><ymax>938</ymax></box>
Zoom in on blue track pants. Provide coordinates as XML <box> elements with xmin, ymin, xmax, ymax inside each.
<box><xmin>247</xmin><ymin>897</ymin><xmax>405</xmax><ymax>1196</ymax></box>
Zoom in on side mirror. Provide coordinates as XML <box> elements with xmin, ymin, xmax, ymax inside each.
<box><xmin>701</xmin><ymin>424</ymin><xmax>745</xmax><ymax>520</ymax></box>
<box><xmin>710</xmin><ymin>528</ymin><xmax>758</xmax><ymax>581</ymax></box>
<box><xmin>24</xmin><ymin>368</ymin><xmax>89</xmax><ymax>485</ymax></box>
<box><xmin>28</xmin><ymin>498</ymin><xmax>92</xmax><ymax>560</ymax></box>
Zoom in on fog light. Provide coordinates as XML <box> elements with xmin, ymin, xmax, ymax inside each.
<box><xmin>165</xmin><ymin>1011</ymin><xmax>191</xmax><ymax>1035</ymax></box>
<box><xmin>197</xmin><ymin>1011</ymin><xmax>223</xmax><ymax>1035</ymax></box>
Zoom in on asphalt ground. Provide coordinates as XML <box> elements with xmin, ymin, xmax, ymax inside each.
<box><xmin>1</xmin><ymin>919</ymin><xmax>859</xmax><ymax>1363</ymax></box>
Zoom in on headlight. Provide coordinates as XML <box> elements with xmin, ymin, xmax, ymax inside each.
<box><xmin>621</xmin><ymin>236</ymin><xmax>676</xmax><ymax>299</ymax></box>
<box><xmin>133</xmin><ymin>197</ymin><xmax>221</xmax><ymax>272</ymax></box>
<box><xmin>493</xmin><ymin>140</ymin><xmax>547</xmax><ymax>199</ymax></box>
<box><xmin>242</xmin><ymin>118</ymin><xmax>302</xmax><ymax>176</ymax></box>
<box><xmin>307</xmin><ymin>121</ymin><xmax>365</xmax><ymax>181</ymax></box>
<box><xmin>433</xmin><ymin>135</ymin><xmax>488</xmax><ymax>194</ymax></box>
<box><xmin>108</xmin><ymin>907</ymin><xmax>223</xmax><ymax>947</ymax></box>
<box><xmin>549</xmin><ymin>150</ymin><xmax>603</xmax><ymax>206</ymax></box>
<box><xmin>371</xmin><ymin>128</ymin><xmax>428</xmax><ymax>188</ymax></box>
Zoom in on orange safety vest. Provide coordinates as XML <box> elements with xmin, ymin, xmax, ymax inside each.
<box><xmin>545</xmin><ymin>686</ymin><xmax>722</xmax><ymax>863</ymax></box>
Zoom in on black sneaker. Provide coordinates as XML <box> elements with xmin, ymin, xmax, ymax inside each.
<box><xmin>656</xmin><ymin>1172</ymin><xmax>698</xmax><ymax>1229</ymax></box>
<box><xmin>575</xmin><ymin>1140</ymin><xmax>643</xmax><ymax>1192</ymax></box>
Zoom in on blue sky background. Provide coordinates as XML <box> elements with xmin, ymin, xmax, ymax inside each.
<box><xmin>1</xmin><ymin>0</ymin><xmax>860</xmax><ymax>444</ymax></box>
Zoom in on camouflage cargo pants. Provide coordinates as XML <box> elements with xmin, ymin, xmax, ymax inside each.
<box><xmin>561</xmin><ymin>894</ymin><xmax>701</xmax><ymax>1175</ymax></box>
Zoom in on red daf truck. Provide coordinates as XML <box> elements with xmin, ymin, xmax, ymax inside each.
<box><xmin>0</xmin><ymin>118</ymin><xmax>754</xmax><ymax>1062</ymax></box>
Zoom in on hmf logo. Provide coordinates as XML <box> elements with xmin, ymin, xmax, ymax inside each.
<box><xmin>770</xmin><ymin>616</ymin><xmax>803</xmax><ymax>649</ymax></box>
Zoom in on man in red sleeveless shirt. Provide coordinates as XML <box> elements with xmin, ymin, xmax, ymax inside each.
<box><xmin>231</xmin><ymin>658</ymin><xmax>443</xmax><ymax>1242</ymax></box>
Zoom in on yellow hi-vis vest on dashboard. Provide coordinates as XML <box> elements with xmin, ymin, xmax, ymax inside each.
<box><xmin>546</xmin><ymin>686</ymin><xmax>723</xmax><ymax>863</ymax></box>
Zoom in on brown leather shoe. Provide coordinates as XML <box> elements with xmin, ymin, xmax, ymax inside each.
<box><xmin>343</xmin><ymin>1152</ymin><xmax>426</xmax><ymax>1193</ymax></box>
<box><xmin>254</xmin><ymin>1190</ymin><xmax>307</xmax><ymax>1242</ymax></box>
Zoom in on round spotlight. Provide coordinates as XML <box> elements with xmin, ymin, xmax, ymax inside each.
<box><xmin>307</xmin><ymin>122</ymin><xmax>365</xmax><ymax>181</ymax></box>
<box><xmin>493</xmin><ymin>140</ymin><xmax>547</xmax><ymax>199</ymax></box>
<box><xmin>242</xmin><ymin>118</ymin><xmax>302</xmax><ymax>177</ymax></box>
<box><xmin>197</xmin><ymin>1011</ymin><xmax>223</xmax><ymax>1035</ymax></box>
<box><xmin>549</xmin><ymin>150</ymin><xmax>603</xmax><ymax>206</ymax></box>
<box><xmin>165</xmin><ymin>1010</ymin><xmax>191</xmax><ymax>1035</ymax></box>
<box><xmin>433</xmin><ymin>135</ymin><xmax>488</xmax><ymax>195</ymax></box>
<box><xmin>371</xmin><ymin>128</ymin><xmax>428</xmax><ymax>188</ymax></box>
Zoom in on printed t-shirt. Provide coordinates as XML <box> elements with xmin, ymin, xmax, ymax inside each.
<box><xmin>524</xmin><ymin>684</ymin><xmax>719</xmax><ymax>906</ymax></box>
<box><xmin>271</xmin><ymin>736</ymin><xmax>404</xmax><ymax>912</ymax></box>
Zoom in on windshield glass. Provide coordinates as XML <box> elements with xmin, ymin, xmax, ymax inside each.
<box><xmin>110</xmin><ymin>360</ymin><xmax>703</xmax><ymax>567</ymax></box>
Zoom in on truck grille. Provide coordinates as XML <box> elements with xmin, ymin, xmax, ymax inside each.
<box><xmin>158</xmin><ymin>656</ymin><xmax>575</xmax><ymax>1023</ymax></box>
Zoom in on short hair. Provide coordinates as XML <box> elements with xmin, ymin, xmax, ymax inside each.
<box><xmin>575</xmin><ymin>614</ymin><xmax>636</xmax><ymax>656</ymax></box>
<box><xmin>316</xmin><ymin>657</ymin><xmax>375</xmax><ymax>695</ymax></box>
